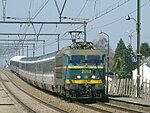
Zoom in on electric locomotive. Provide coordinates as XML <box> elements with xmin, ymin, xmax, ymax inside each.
<box><xmin>10</xmin><ymin>41</ymin><xmax>106</xmax><ymax>100</ymax></box>
<box><xmin>55</xmin><ymin>42</ymin><xmax>106</xmax><ymax>99</ymax></box>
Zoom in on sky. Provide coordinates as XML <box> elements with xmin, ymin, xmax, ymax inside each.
<box><xmin>0</xmin><ymin>0</ymin><xmax>150</xmax><ymax>66</ymax></box>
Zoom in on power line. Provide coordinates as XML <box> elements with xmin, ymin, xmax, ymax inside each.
<box><xmin>50</xmin><ymin>1</ymin><xmax>130</xmax><ymax>48</ymax></box>
<box><xmin>87</xmin><ymin>0</ymin><xmax>150</xmax><ymax>31</ymax></box>
<box><xmin>77</xmin><ymin>0</ymin><xmax>89</xmax><ymax>17</ymax></box>
<box><xmin>16</xmin><ymin>0</ymin><xmax>50</xmax><ymax>49</ymax></box>
<box><xmin>69</xmin><ymin>0</ymin><xmax>131</xmax><ymax>33</ymax></box>
<box><xmin>33</xmin><ymin>1</ymin><xmax>130</xmax><ymax>48</ymax></box>
<box><xmin>88</xmin><ymin>0</ymin><xmax>131</xmax><ymax>23</ymax></box>
<box><xmin>32</xmin><ymin>0</ymin><xmax>49</xmax><ymax>20</ymax></box>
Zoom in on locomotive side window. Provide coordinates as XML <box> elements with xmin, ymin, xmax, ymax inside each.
<box><xmin>64</xmin><ymin>54</ymin><xmax>70</xmax><ymax>65</ymax></box>
<box><xmin>56</xmin><ymin>56</ymin><xmax>63</xmax><ymax>66</ymax></box>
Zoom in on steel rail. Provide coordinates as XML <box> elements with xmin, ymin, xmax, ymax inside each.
<box><xmin>0</xmin><ymin>70</ymin><xmax>36</xmax><ymax>113</ymax></box>
<box><xmin>2</xmin><ymin>69</ymin><xmax>69</xmax><ymax>113</ymax></box>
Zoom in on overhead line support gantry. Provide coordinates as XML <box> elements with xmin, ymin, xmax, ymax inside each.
<box><xmin>0</xmin><ymin>39</ymin><xmax>45</xmax><ymax>56</ymax></box>
<box><xmin>0</xmin><ymin>21</ymin><xmax>87</xmax><ymax>42</ymax></box>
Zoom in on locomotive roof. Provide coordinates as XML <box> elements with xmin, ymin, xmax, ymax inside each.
<box><xmin>20</xmin><ymin>51</ymin><xmax>58</xmax><ymax>62</ymax></box>
<box><xmin>10</xmin><ymin>56</ymin><xmax>26</xmax><ymax>62</ymax></box>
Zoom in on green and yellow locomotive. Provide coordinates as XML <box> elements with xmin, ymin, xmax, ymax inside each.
<box><xmin>55</xmin><ymin>42</ymin><xmax>106</xmax><ymax>99</ymax></box>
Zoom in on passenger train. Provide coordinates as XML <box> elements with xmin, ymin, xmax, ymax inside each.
<box><xmin>10</xmin><ymin>41</ymin><xmax>106</xmax><ymax>100</ymax></box>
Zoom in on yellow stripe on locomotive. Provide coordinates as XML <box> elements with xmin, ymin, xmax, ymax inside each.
<box><xmin>63</xmin><ymin>65</ymin><xmax>104</xmax><ymax>69</ymax></box>
<box><xmin>65</xmin><ymin>79</ymin><xmax>103</xmax><ymax>84</ymax></box>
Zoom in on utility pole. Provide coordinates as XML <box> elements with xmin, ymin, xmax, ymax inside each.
<box><xmin>2</xmin><ymin>0</ymin><xmax>7</xmax><ymax>21</ymax></box>
<box><xmin>84</xmin><ymin>21</ymin><xmax>87</xmax><ymax>42</ymax></box>
<box><xmin>99</xmin><ymin>30</ymin><xmax>109</xmax><ymax>94</ymax></box>
<box><xmin>54</xmin><ymin>0</ymin><xmax>67</xmax><ymax>22</ymax></box>
<box><xmin>57</xmin><ymin>34</ymin><xmax>60</xmax><ymax>51</ymax></box>
<box><xmin>136</xmin><ymin>0</ymin><xmax>141</xmax><ymax>98</ymax></box>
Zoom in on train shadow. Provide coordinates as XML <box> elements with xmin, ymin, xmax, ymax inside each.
<box><xmin>71</xmin><ymin>96</ymin><xmax>109</xmax><ymax>104</ymax></box>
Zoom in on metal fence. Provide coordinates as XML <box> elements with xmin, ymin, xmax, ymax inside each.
<box><xmin>108</xmin><ymin>78</ymin><xmax>150</xmax><ymax>99</ymax></box>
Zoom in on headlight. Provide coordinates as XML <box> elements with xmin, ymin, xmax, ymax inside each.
<box><xmin>91</xmin><ymin>75</ymin><xmax>96</xmax><ymax>79</ymax></box>
<box><xmin>76</xmin><ymin>75</ymin><xmax>81</xmax><ymax>79</ymax></box>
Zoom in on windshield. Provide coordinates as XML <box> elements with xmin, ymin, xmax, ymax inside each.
<box><xmin>87</xmin><ymin>55</ymin><xmax>100</xmax><ymax>65</ymax></box>
<box><xmin>71</xmin><ymin>55</ymin><xmax>85</xmax><ymax>65</ymax></box>
<box><xmin>70</xmin><ymin>55</ymin><xmax>103</xmax><ymax>65</ymax></box>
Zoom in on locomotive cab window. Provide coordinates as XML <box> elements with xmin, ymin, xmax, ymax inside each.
<box><xmin>71</xmin><ymin>55</ymin><xmax>85</xmax><ymax>65</ymax></box>
<box><xmin>87</xmin><ymin>55</ymin><xmax>101</xmax><ymax>65</ymax></box>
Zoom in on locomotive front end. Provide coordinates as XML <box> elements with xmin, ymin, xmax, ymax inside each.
<box><xmin>64</xmin><ymin>49</ymin><xmax>106</xmax><ymax>99</ymax></box>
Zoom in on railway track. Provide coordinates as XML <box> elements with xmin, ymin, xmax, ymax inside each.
<box><xmin>74</xmin><ymin>102</ymin><xmax>111</xmax><ymax>113</ymax></box>
<box><xmin>97</xmin><ymin>102</ymin><xmax>144</xmax><ymax>113</ymax></box>
<box><xmin>109</xmin><ymin>97</ymin><xmax>150</xmax><ymax>113</ymax></box>
<box><xmin>0</xmin><ymin>71</ymin><xmax>36</xmax><ymax>113</ymax></box>
<box><xmin>1</xmin><ymin>68</ymin><xmax>102</xmax><ymax>113</ymax></box>
<box><xmin>0</xmin><ymin>69</ymin><xmax>69</xmax><ymax>113</ymax></box>
<box><xmin>2</xmin><ymin>68</ymin><xmax>149</xmax><ymax>113</ymax></box>
<box><xmin>75</xmin><ymin>101</ymin><xmax>145</xmax><ymax>113</ymax></box>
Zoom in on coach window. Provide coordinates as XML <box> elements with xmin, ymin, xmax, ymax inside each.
<box><xmin>30</xmin><ymin>63</ymin><xmax>35</xmax><ymax>73</ymax></box>
<box><xmin>43</xmin><ymin>61</ymin><xmax>50</xmax><ymax>74</ymax></box>
<box><xmin>22</xmin><ymin>63</ymin><xmax>25</xmax><ymax>70</ymax></box>
<box><xmin>37</xmin><ymin>63</ymin><xmax>40</xmax><ymax>74</ymax></box>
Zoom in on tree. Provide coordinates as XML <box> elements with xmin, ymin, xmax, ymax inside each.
<box><xmin>124</xmin><ymin>44</ymin><xmax>136</xmax><ymax>78</ymax></box>
<box><xmin>113</xmin><ymin>38</ymin><xmax>127</xmax><ymax>78</ymax></box>
<box><xmin>93</xmin><ymin>36</ymin><xmax>114</xmax><ymax>70</ymax></box>
<box><xmin>113</xmin><ymin>38</ymin><xmax>136</xmax><ymax>78</ymax></box>
<box><xmin>93</xmin><ymin>37</ymin><xmax>108</xmax><ymax>54</ymax></box>
<box><xmin>140</xmin><ymin>42</ymin><xmax>150</xmax><ymax>57</ymax></box>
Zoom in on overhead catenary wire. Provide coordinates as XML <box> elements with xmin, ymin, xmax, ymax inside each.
<box><xmin>42</xmin><ymin>0</ymin><xmax>132</xmax><ymax>48</ymax></box>
<box><xmin>54</xmin><ymin>0</ymin><xmax>150</xmax><ymax>51</ymax></box>
<box><xmin>2</xmin><ymin>0</ymin><xmax>150</xmax><ymax>57</ymax></box>
<box><xmin>19</xmin><ymin>0</ymin><xmax>49</xmax><ymax>37</ymax></box>
<box><xmin>70</xmin><ymin>0</ymin><xmax>150</xmax><ymax>36</ymax></box>
<box><xmin>32</xmin><ymin>0</ymin><xmax>49</xmax><ymax>20</ymax></box>
<box><xmin>64</xmin><ymin>0</ymin><xmax>131</xmax><ymax>36</ymax></box>
<box><xmin>1</xmin><ymin>0</ymin><xmax>50</xmax><ymax>59</ymax></box>
<box><xmin>16</xmin><ymin>0</ymin><xmax>50</xmax><ymax>52</ymax></box>
<box><xmin>77</xmin><ymin>0</ymin><xmax>89</xmax><ymax>18</ymax></box>
<box><xmin>87</xmin><ymin>0</ymin><xmax>150</xmax><ymax>32</ymax></box>
<box><xmin>88</xmin><ymin>0</ymin><xmax>131</xmax><ymax>23</ymax></box>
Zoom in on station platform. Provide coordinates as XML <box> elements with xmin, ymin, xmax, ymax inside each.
<box><xmin>109</xmin><ymin>96</ymin><xmax>150</xmax><ymax>112</ymax></box>
<box><xmin>109</xmin><ymin>96</ymin><xmax>150</xmax><ymax>106</ymax></box>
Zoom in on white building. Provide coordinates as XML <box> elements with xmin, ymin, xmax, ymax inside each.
<box><xmin>132</xmin><ymin>63</ymin><xmax>150</xmax><ymax>85</ymax></box>
<box><xmin>132</xmin><ymin>57</ymin><xmax>150</xmax><ymax>96</ymax></box>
